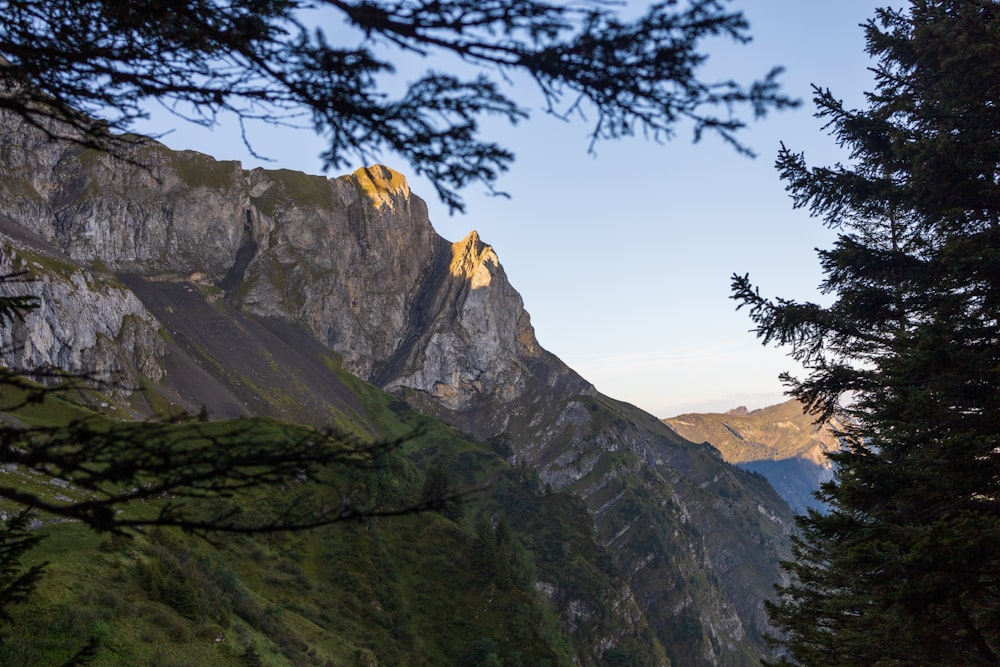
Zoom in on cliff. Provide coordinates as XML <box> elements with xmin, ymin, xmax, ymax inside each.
<box><xmin>0</xmin><ymin>108</ymin><xmax>795</xmax><ymax>666</ymax></box>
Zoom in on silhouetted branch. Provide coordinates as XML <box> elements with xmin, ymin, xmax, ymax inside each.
<box><xmin>0</xmin><ymin>0</ymin><xmax>796</xmax><ymax>212</ymax></box>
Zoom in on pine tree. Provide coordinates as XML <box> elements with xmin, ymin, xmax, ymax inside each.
<box><xmin>731</xmin><ymin>2</ymin><xmax>1000</xmax><ymax>664</ymax></box>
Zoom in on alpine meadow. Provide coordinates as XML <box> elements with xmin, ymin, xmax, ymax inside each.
<box><xmin>1</xmin><ymin>1</ymin><xmax>998</xmax><ymax>667</ymax></box>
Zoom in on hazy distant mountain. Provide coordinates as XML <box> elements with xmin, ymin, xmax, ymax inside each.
<box><xmin>0</xmin><ymin>106</ymin><xmax>796</xmax><ymax>666</ymax></box>
<box><xmin>663</xmin><ymin>400</ymin><xmax>843</xmax><ymax>513</ymax></box>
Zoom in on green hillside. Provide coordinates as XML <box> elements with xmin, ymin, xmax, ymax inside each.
<box><xmin>0</xmin><ymin>375</ymin><xmax>664</xmax><ymax>666</ymax></box>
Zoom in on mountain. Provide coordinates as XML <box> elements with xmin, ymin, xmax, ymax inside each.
<box><xmin>0</xmin><ymin>108</ymin><xmax>795</xmax><ymax>666</ymax></box>
<box><xmin>663</xmin><ymin>400</ymin><xmax>843</xmax><ymax>513</ymax></box>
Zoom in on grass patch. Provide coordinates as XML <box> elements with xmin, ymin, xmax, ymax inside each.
<box><xmin>251</xmin><ymin>170</ymin><xmax>333</xmax><ymax>218</ymax></box>
<box><xmin>170</xmin><ymin>151</ymin><xmax>239</xmax><ymax>190</ymax></box>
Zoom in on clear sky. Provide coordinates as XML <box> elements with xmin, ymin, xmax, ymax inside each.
<box><xmin>134</xmin><ymin>1</ymin><xmax>898</xmax><ymax>418</ymax></box>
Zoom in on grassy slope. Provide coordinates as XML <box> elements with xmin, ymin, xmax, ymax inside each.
<box><xmin>0</xmin><ymin>374</ymin><xmax>659</xmax><ymax>667</ymax></box>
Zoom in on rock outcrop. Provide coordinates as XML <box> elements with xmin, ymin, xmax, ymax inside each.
<box><xmin>0</xmin><ymin>225</ymin><xmax>165</xmax><ymax>392</ymax></box>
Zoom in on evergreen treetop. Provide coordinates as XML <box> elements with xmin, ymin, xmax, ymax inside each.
<box><xmin>732</xmin><ymin>1</ymin><xmax>1000</xmax><ymax>664</ymax></box>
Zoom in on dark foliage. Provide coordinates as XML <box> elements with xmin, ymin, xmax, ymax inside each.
<box><xmin>422</xmin><ymin>461</ymin><xmax>464</xmax><ymax>521</ymax></box>
<box><xmin>0</xmin><ymin>509</ymin><xmax>45</xmax><ymax>622</ymax></box>
<box><xmin>0</xmin><ymin>402</ymin><xmax>444</xmax><ymax>535</ymax></box>
<box><xmin>0</xmin><ymin>511</ymin><xmax>99</xmax><ymax>665</ymax></box>
<box><xmin>0</xmin><ymin>0</ymin><xmax>795</xmax><ymax>211</ymax></box>
<box><xmin>732</xmin><ymin>2</ymin><xmax>1000</xmax><ymax>664</ymax></box>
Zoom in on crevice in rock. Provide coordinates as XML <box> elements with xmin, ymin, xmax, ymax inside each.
<box><xmin>369</xmin><ymin>235</ymin><xmax>452</xmax><ymax>388</ymax></box>
<box><xmin>218</xmin><ymin>209</ymin><xmax>258</xmax><ymax>294</ymax></box>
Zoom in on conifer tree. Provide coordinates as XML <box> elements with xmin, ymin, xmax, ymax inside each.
<box><xmin>732</xmin><ymin>2</ymin><xmax>1000</xmax><ymax>664</ymax></box>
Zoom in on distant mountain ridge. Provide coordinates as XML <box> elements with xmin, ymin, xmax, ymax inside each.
<box><xmin>663</xmin><ymin>400</ymin><xmax>842</xmax><ymax>513</ymax></box>
<box><xmin>0</xmin><ymin>107</ymin><xmax>796</xmax><ymax>665</ymax></box>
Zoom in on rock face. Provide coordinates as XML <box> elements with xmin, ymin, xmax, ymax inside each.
<box><xmin>664</xmin><ymin>400</ymin><xmax>843</xmax><ymax>513</ymax></box>
<box><xmin>0</xmin><ymin>224</ymin><xmax>166</xmax><ymax>391</ymax></box>
<box><xmin>0</xmin><ymin>108</ymin><xmax>795</xmax><ymax>666</ymax></box>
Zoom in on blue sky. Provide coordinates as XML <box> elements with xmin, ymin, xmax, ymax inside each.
<box><xmin>135</xmin><ymin>1</ymin><xmax>896</xmax><ymax>418</ymax></box>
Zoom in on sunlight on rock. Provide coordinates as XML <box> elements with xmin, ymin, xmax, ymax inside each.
<box><xmin>352</xmin><ymin>164</ymin><xmax>411</xmax><ymax>210</ymax></box>
<box><xmin>449</xmin><ymin>230</ymin><xmax>499</xmax><ymax>290</ymax></box>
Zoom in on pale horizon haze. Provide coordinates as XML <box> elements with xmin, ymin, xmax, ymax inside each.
<box><xmin>133</xmin><ymin>1</ymin><xmax>897</xmax><ymax>418</ymax></box>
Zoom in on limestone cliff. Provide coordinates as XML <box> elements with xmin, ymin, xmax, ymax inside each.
<box><xmin>0</xmin><ymin>108</ymin><xmax>794</xmax><ymax>666</ymax></box>
<box><xmin>0</xmin><ymin>122</ymin><xmax>577</xmax><ymax>414</ymax></box>
<box><xmin>0</xmin><ymin>223</ymin><xmax>165</xmax><ymax>392</ymax></box>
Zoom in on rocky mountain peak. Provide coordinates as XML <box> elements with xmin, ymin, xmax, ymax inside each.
<box><xmin>449</xmin><ymin>230</ymin><xmax>498</xmax><ymax>289</ymax></box>
<box><xmin>349</xmin><ymin>164</ymin><xmax>412</xmax><ymax>211</ymax></box>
